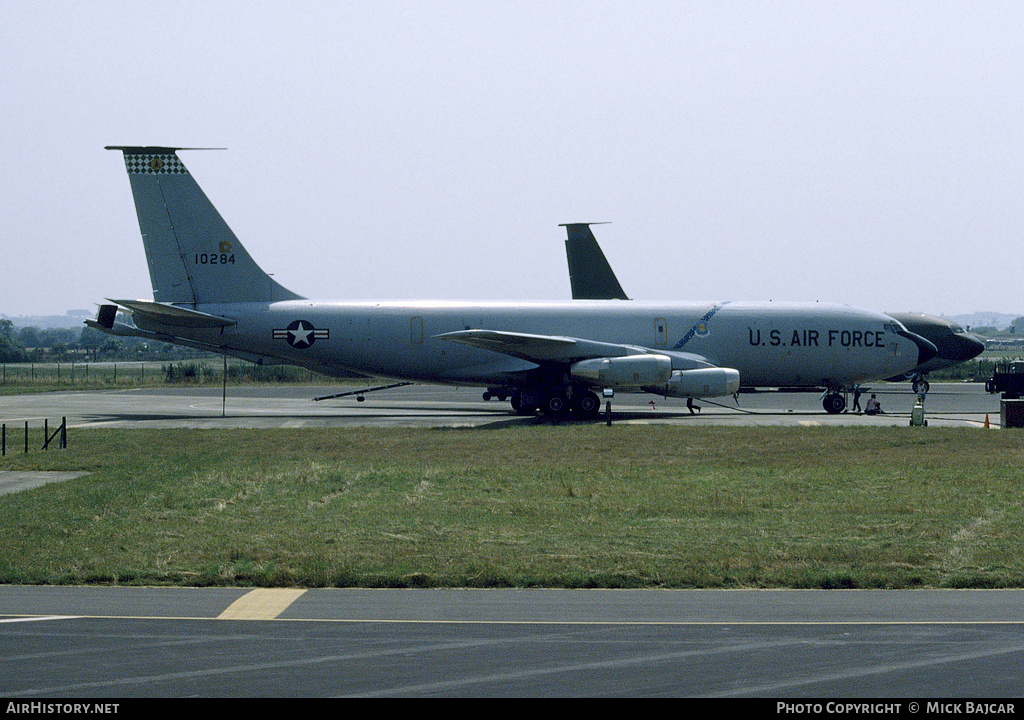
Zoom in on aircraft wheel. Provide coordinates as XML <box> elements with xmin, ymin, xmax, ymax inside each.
<box><xmin>544</xmin><ymin>394</ymin><xmax>567</xmax><ymax>416</ymax></box>
<box><xmin>574</xmin><ymin>391</ymin><xmax>601</xmax><ymax>419</ymax></box>
<box><xmin>823</xmin><ymin>393</ymin><xmax>845</xmax><ymax>414</ymax></box>
<box><xmin>511</xmin><ymin>391</ymin><xmax>538</xmax><ymax>416</ymax></box>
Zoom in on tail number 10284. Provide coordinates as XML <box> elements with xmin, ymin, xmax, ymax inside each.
<box><xmin>195</xmin><ymin>253</ymin><xmax>236</xmax><ymax>265</ymax></box>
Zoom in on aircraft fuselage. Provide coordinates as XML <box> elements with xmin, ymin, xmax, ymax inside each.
<box><xmin>134</xmin><ymin>299</ymin><xmax>923</xmax><ymax>391</ymax></box>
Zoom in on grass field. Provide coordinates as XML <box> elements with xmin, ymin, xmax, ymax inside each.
<box><xmin>1</xmin><ymin>425</ymin><xmax>1021</xmax><ymax>589</ymax></box>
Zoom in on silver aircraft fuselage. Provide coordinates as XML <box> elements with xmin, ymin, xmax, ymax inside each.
<box><xmin>134</xmin><ymin>299</ymin><xmax>924</xmax><ymax>390</ymax></box>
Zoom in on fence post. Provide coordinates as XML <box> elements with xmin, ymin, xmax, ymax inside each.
<box><xmin>41</xmin><ymin>418</ymin><xmax>67</xmax><ymax>451</ymax></box>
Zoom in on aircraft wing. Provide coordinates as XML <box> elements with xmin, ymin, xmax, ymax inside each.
<box><xmin>437</xmin><ymin>328</ymin><xmax>738</xmax><ymax>397</ymax></box>
<box><xmin>435</xmin><ymin>329</ymin><xmax>648</xmax><ymax>363</ymax></box>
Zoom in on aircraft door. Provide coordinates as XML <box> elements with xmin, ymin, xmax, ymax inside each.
<box><xmin>411</xmin><ymin>316</ymin><xmax>424</xmax><ymax>344</ymax></box>
<box><xmin>655</xmin><ymin>318</ymin><xmax>668</xmax><ymax>346</ymax></box>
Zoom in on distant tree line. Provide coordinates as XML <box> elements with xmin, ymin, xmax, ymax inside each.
<box><xmin>0</xmin><ymin>319</ymin><xmax>207</xmax><ymax>363</ymax></box>
<box><xmin>970</xmin><ymin>317</ymin><xmax>1024</xmax><ymax>337</ymax></box>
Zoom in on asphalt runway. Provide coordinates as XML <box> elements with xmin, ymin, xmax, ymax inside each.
<box><xmin>2</xmin><ymin>586</ymin><xmax>1024</xmax><ymax>698</ymax></box>
<box><xmin>1</xmin><ymin>383</ymin><xmax>1017</xmax><ymax>698</ymax></box>
<box><xmin>0</xmin><ymin>381</ymin><xmax>1003</xmax><ymax>430</ymax></box>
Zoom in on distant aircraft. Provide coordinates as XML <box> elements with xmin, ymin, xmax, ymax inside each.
<box><xmin>89</xmin><ymin>148</ymin><xmax>935</xmax><ymax>418</ymax></box>
<box><xmin>562</xmin><ymin>222</ymin><xmax>983</xmax><ymax>400</ymax></box>
<box><xmin>563</xmin><ymin>222</ymin><xmax>629</xmax><ymax>300</ymax></box>
<box><xmin>883</xmin><ymin>313</ymin><xmax>985</xmax><ymax>388</ymax></box>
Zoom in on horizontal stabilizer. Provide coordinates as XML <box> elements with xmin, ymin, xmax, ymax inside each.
<box><xmin>111</xmin><ymin>299</ymin><xmax>235</xmax><ymax>328</ymax></box>
<box><xmin>85</xmin><ymin>316</ymin><xmax>290</xmax><ymax>367</ymax></box>
<box><xmin>83</xmin><ymin>318</ymin><xmax>139</xmax><ymax>337</ymax></box>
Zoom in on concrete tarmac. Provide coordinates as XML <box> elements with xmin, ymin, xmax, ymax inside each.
<box><xmin>0</xmin><ymin>382</ymin><xmax>1016</xmax><ymax>698</ymax></box>
<box><xmin>2</xmin><ymin>586</ymin><xmax>1024</xmax><ymax>698</ymax></box>
<box><xmin>0</xmin><ymin>381</ymin><xmax>1003</xmax><ymax>431</ymax></box>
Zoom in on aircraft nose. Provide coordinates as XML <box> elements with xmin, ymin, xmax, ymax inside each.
<box><xmin>901</xmin><ymin>330</ymin><xmax>937</xmax><ymax>366</ymax></box>
<box><xmin>956</xmin><ymin>333</ymin><xmax>986</xmax><ymax>363</ymax></box>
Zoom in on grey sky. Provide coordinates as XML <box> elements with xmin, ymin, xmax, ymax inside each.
<box><xmin>2</xmin><ymin>1</ymin><xmax>1022</xmax><ymax>320</ymax></box>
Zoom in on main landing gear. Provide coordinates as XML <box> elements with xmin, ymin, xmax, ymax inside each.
<box><xmin>503</xmin><ymin>387</ymin><xmax>603</xmax><ymax>419</ymax></box>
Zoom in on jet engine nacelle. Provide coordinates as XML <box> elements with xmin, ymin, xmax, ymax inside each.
<box><xmin>650</xmin><ymin>367</ymin><xmax>741</xmax><ymax>398</ymax></box>
<box><xmin>571</xmin><ymin>354</ymin><xmax>673</xmax><ymax>388</ymax></box>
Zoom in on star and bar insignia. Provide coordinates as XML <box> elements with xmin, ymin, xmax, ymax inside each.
<box><xmin>273</xmin><ymin>320</ymin><xmax>329</xmax><ymax>349</ymax></box>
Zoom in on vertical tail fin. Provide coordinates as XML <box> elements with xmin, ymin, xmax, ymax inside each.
<box><xmin>106</xmin><ymin>146</ymin><xmax>303</xmax><ymax>305</ymax></box>
<box><xmin>560</xmin><ymin>222</ymin><xmax>629</xmax><ymax>300</ymax></box>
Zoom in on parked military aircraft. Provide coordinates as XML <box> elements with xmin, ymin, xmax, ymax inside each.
<box><xmin>89</xmin><ymin>148</ymin><xmax>935</xmax><ymax>417</ymax></box>
<box><xmin>883</xmin><ymin>312</ymin><xmax>985</xmax><ymax>387</ymax></box>
<box><xmin>562</xmin><ymin>222</ymin><xmax>983</xmax><ymax>402</ymax></box>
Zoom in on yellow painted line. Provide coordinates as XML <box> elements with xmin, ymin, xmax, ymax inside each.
<box><xmin>217</xmin><ymin>588</ymin><xmax>307</xmax><ymax>620</ymax></box>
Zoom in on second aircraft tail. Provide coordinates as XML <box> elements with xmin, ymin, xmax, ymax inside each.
<box><xmin>106</xmin><ymin>146</ymin><xmax>303</xmax><ymax>305</ymax></box>
<box><xmin>561</xmin><ymin>223</ymin><xmax>629</xmax><ymax>300</ymax></box>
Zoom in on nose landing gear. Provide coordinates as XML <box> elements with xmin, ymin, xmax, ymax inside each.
<box><xmin>822</xmin><ymin>392</ymin><xmax>846</xmax><ymax>414</ymax></box>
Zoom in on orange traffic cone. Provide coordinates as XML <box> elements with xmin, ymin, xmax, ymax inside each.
<box><xmin>984</xmin><ymin>413</ymin><xmax>990</xmax><ymax>429</ymax></box>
